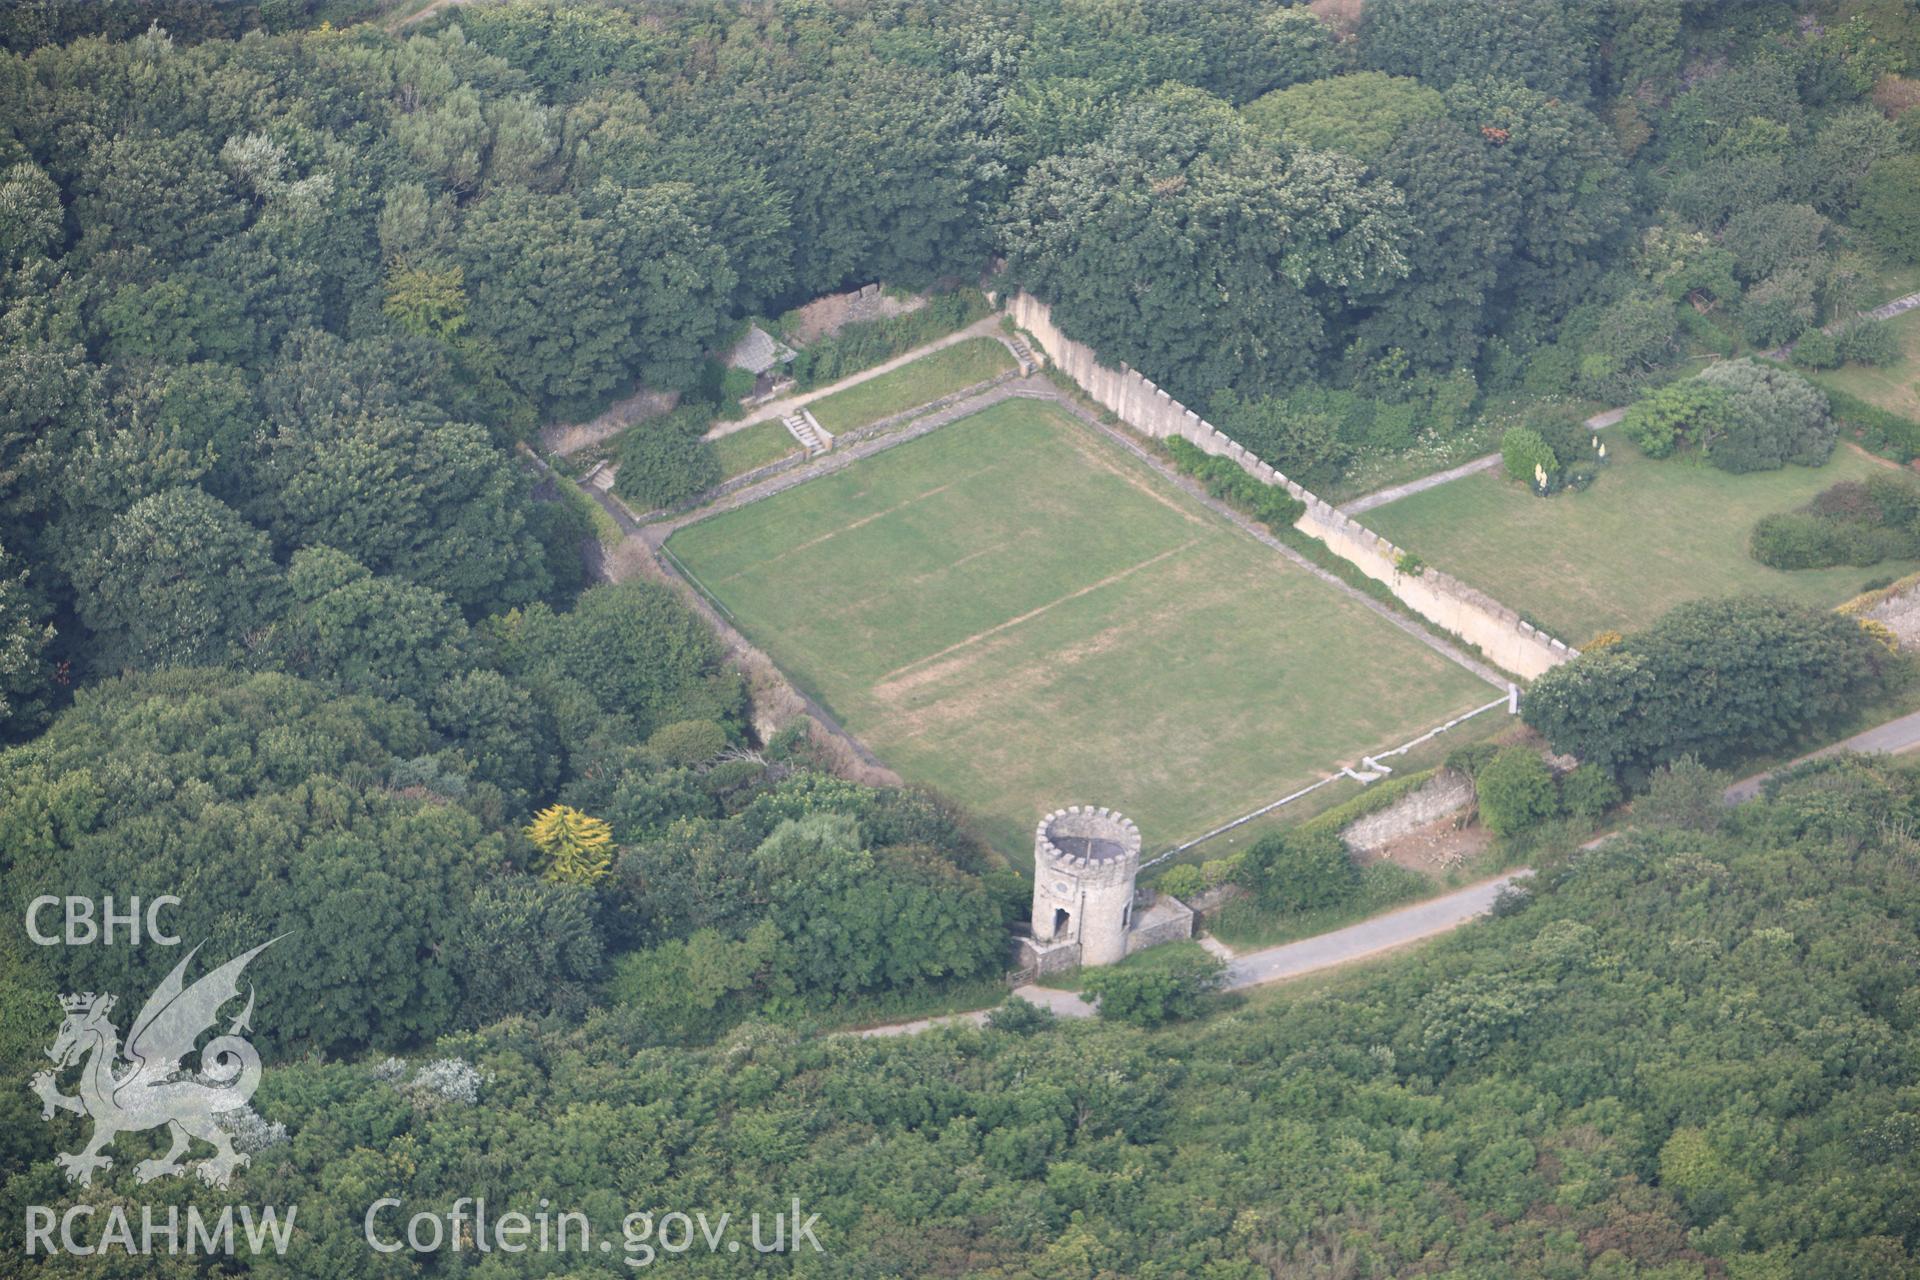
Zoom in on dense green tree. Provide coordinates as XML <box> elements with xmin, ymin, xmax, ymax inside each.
<box><xmin>1002</xmin><ymin>86</ymin><xmax>1409</xmax><ymax>403</ymax></box>
<box><xmin>1854</xmin><ymin>154</ymin><xmax>1920</xmax><ymax>263</ymax></box>
<box><xmin>0</xmin><ymin>670</ymin><xmax>517</xmax><ymax>1055</ymax></box>
<box><xmin>1361</xmin><ymin>0</ymin><xmax>1599</xmax><ymax>98</ymax></box>
<box><xmin>596</xmin><ymin>181</ymin><xmax>735</xmax><ymax>391</ymax></box>
<box><xmin>429</xmin><ymin>667</ymin><xmax>557</xmax><ymax>811</ymax></box>
<box><xmin>1622</xmin><ymin>378</ymin><xmax>1732</xmax><ymax>459</ymax></box>
<box><xmin>453</xmin><ymin>875</ymin><xmax>603</xmax><ymax>1024</ymax></box>
<box><xmin>501</xmin><ymin>580</ymin><xmax>743</xmax><ymax>741</ymax></box>
<box><xmin>1567</xmin><ymin>287</ymin><xmax>1679</xmax><ymax>400</ymax></box>
<box><xmin>0</xmin><ymin>341</ymin><xmax>105</xmax><ymax>566</ymax></box>
<box><xmin>69</xmin><ymin>486</ymin><xmax>280</xmax><ymax>673</ymax></box>
<box><xmin>248</xmin><ymin>411</ymin><xmax>545</xmax><ymax>614</ymax></box>
<box><xmin>1351</xmin><ymin>117</ymin><xmax>1517</xmax><ymax>371</ymax></box>
<box><xmin>380</xmin><ymin>258</ymin><xmax>468</xmax><ymax>341</ymax></box>
<box><xmin>0</xmin><ymin>541</ymin><xmax>54</xmax><ymax>740</ymax></box>
<box><xmin>265</xmin><ymin>546</ymin><xmax>470</xmax><ymax>706</ymax></box>
<box><xmin>1178</xmin><ymin>4</ymin><xmax>1339</xmax><ymax>104</ymax></box>
<box><xmin>456</xmin><ymin>188</ymin><xmax>634</xmax><ymax>416</ymax></box>
<box><xmin>1661</xmin><ymin>56</ymin><xmax>1803</xmax><ymax>171</ymax></box>
<box><xmin>109</xmin><ymin>360</ymin><xmax>261</xmax><ymax>496</ymax></box>
<box><xmin>1441</xmin><ymin>79</ymin><xmax>1629</xmax><ymax>315</ymax></box>
<box><xmin>1792</xmin><ymin>106</ymin><xmax>1901</xmax><ymax>215</ymax></box>
<box><xmin>1242</xmin><ymin>72</ymin><xmax>1445</xmax><ymax>162</ymax></box>
<box><xmin>1636</xmin><ymin>224</ymin><xmax>1738</xmax><ymax>310</ymax></box>
<box><xmin>70</xmin><ymin>132</ymin><xmax>247</xmax><ymax>262</ymax></box>
<box><xmin>755</xmin><ymin>814</ymin><xmax>1002</xmax><ymax>996</ymax></box>
<box><xmin>1524</xmin><ymin>597</ymin><xmax>1897</xmax><ymax>781</ymax></box>
<box><xmin>687</xmin><ymin>60</ymin><xmax>990</xmax><ymax>298</ymax></box>
<box><xmin>1605</xmin><ymin>0</ymin><xmax>1684</xmax><ymax>95</ymax></box>
<box><xmin>0</xmin><ymin>160</ymin><xmax>60</xmax><ymax>267</ymax></box>
<box><xmin>1723</xmin><ymin>202</ymin><xmax>1830</xmax><ymax>285</ymax></box>
<box><xmin>457</xmin><ymin>0</ymin><xmax>658</xmax><ymax>98</ymax></box>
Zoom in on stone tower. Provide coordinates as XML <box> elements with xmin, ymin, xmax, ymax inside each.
<box><xmin>1030</xmin><ymin>806</ymin><xmax>1142</xmax><ymax>967</ymax></box>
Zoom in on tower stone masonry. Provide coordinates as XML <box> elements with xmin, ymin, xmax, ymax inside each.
<box><xmin>1030</xmin><ymin>806</ymin><xmax>1142</xmax><ymax>967</ymax></box>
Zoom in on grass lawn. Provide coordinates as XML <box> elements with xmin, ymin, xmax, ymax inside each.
<box><xmin>667</xmin><ymin>398</ymin><xmax>1494</xmax><ymax>861</ymax></box>
<box><xmin>806</xmin><ymin>337</ymin><xmax>1015</xmax><ymax>434</ymax></box>
<box><xmin>1812</xmin><ymin>306</ymin><xmax>1920</xmax><ymax>423</ymax></box>
<box><xmin>1363</xmin><ymin>437</ymin><xmax>1920</xmax><ymax>643</ymax></box>
<box><xmin>710</xmin><ymin>419</ymin><xmax>799</xmax><ymax>479</ymax></box>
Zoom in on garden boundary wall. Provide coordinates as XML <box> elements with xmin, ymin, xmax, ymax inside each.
<box><xmin>1005</xmin><ymin>293</ymin><xmax>1575</xmax><ymax>680</ymax></box>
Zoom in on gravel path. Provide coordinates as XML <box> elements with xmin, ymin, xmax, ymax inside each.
<box><xmin>1722</xmin><ymin>707</ymin><xmax>1920</xmax><ymax>802</ymax></box>
<box><xmin>1343</xmin><ymin>406</ymin><xmax>1628</xmax><ymax>515</ymax></box>
<box><xmin>1221</xmin><ymin>873</ymin><xmax>1523</xmax><ymax>988</ymax></box>
<box><xmin>707</xmin><ymin>316</ymin><xmax>1012</xmax><ymax>438</ymax></box>
<box><xmin>850</xmin><ymin>872</ymin><xmax>1527</xmax><ymax>1037</ymax></box>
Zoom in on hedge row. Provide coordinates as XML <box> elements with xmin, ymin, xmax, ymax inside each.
<box><xmin>1825</xmin><ymin>384</ymin><xmax>1920</xmax><ymax>463</ymax></box>
<box><xmin>1166</xmin><ymin>437</ymin><xmax>1306</xmax><ymax>532</ymax></box>
<box><xmin>785</xmin><ymin>291</ymin><xmax>991</xmax><ymax>388</ymax></box>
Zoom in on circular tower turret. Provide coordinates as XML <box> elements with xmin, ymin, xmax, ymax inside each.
<box><xmin>1030</xmin><ymin>806</ymin><xmax>1142</xmax><ymax>967</ymax></box>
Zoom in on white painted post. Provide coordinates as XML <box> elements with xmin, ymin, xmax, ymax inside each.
<box><xmin>1507</xmin><ymin>682</ymin><xmax>1519</xmax><ymax>714</ymax></box>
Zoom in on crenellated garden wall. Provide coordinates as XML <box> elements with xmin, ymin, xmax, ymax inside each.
<box><xmin>1006</xmin><ymin>293</ymin><xmax>1575</xmax><ymax>680</ymax></box>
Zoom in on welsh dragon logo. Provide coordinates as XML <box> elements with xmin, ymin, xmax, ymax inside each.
<box><xmin>32</xmin><ymin>940</ymin><xmax>277</xmax><ymax>1189</ymax></box>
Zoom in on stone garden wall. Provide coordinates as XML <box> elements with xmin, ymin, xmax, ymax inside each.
<box><xmin>1338</xmin><ymin>770</ymin><xmax>1475</xmax><ymax>853</ymax></box>
<box><xmin>1006</xmin><ymin>293</ymin><xmax>1575</xmax><ymax>680</ymax></box>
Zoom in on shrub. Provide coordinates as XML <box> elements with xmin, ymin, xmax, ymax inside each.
<box><xmin>1836</xmin><ymin>319</ymin><xmax>1901</xmax><ymax>368</ymax></box>
<box><xmin>1808</xmin><ymin>479</ymin><xmax>1876</xmax><ymax>522</ymax></box>
<box><xmin>1558</xmin><ymin>763</ymin><xmax>1621</xmax><ymax>823</ymax></box>
<box><xmin>1867</xmin><ymin>472</ymin><xmax>1920</xmax><ymax>527</ymax></box>
<box><xmin>1535</xmin><ymin>412</ymin><xmax>1602</xmax><ymax>471</ymax></box>
<box><xmin>1155</xmin><ymin>864</ymin><xmax>1206</xmax><ymax>901</ymax></box>
<box><xmin>985</xmin><ymin>996</ymin><xmax>1055</xmax><ymax>1034</ymax></box>
<box><xmin>1501</xmin><ymin>426</ymin><xmax>1557</xmax><ymax>492</ymax></box>
<box><xmin>788</xmin><ymin>291</ymin><xmax>990</xmax><ymax>387</ymax></box>
<box><xmin>1826</xmin><ymin>384</ymin><xmax>1920</xmax><ymax>462</ymax></box>
<box><xmin>1621</xmin><ymin>380</ymin><xmax>1730</xmax><ymax>459</ymax></box>
<box><xmin>1750</xmin><ymin>511</ymin><xmax>1866</xmax><ymax>569</ymax></box>
<box><xmin>613</xmin><ymin>407</ymin><xmax>721</xmax><ymax>508</ymax></box>
<box><xmin>1166</xmin><ymin>437</ymin><xmax>1306</xmax><ymax>532</ymax></box>
<box><xmin>1444</xmin><ymin>741</ymin><xmax>1501</xmax><ymax>780</ymax></box>
<box><xmin>646</xmin><ymin>718</ymin><xmax>728</xmax><ymax>766</ymax></box>
<box><xmin>1739</xmin><ymin>268</ymin><xmax>1818</xmax><ymax>349</ymax></box>
<box><xmin>1694</xmin><ymin>359</ymin><xmax>1834</xmax><ymax>473</ymax></box>
<box><xmin>720</xmin><ymin>365</ymin><xmax>756</xmax><ymax>402</ymax></box>
<box><xmin>1214</xmin><ymin>390</ymin><xmax>1349</xmax><ymax>482</ymax></box>
<box><xmin>1750</xmin><ymin>473</ymin><xmax>1920</xmax><ymax>569</ymax></box>
<box><xmin>1561</xmin><ymin>461</ymin><xmax>1599</xmax><ymax>492</ymax></box>
<box><xmin>1081</xmin><ymin>952</ymin><xmax>1226</xmax><ymax>1028</ymax></box>
<box><xmin>1637</xmin><ymin>755</ymin><xmax>1725</xmax><ymax>832</ymax></box>
<box><xmin>1366</xmin><ymin>400</ymin><xmax>1418</xmax><ymax>450</ymax></box>
<box><xmin>1790</xmin><ymin>327</ymin><xmax>1841</xmax><ymax>370</ymax></box>
<box><xmin>1241</xmin><ymin>827</ymin><xmax>1359</xmax><ymax>913</ymax></box>
<box><xmin>1474</xmin><ymin>747</ymin><xmax>1561</xmax><ymax>836</ymax></box>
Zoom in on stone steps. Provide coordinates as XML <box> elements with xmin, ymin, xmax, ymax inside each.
<box><xmin>781</xmin><ymin>408</ymin><xmax>832</xmax><ymax>456</ymax></box>
<box><xmin>1008</xmin><ymin>334</ymin><xmax>1038</xmax><ymax>375</ymax></box>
